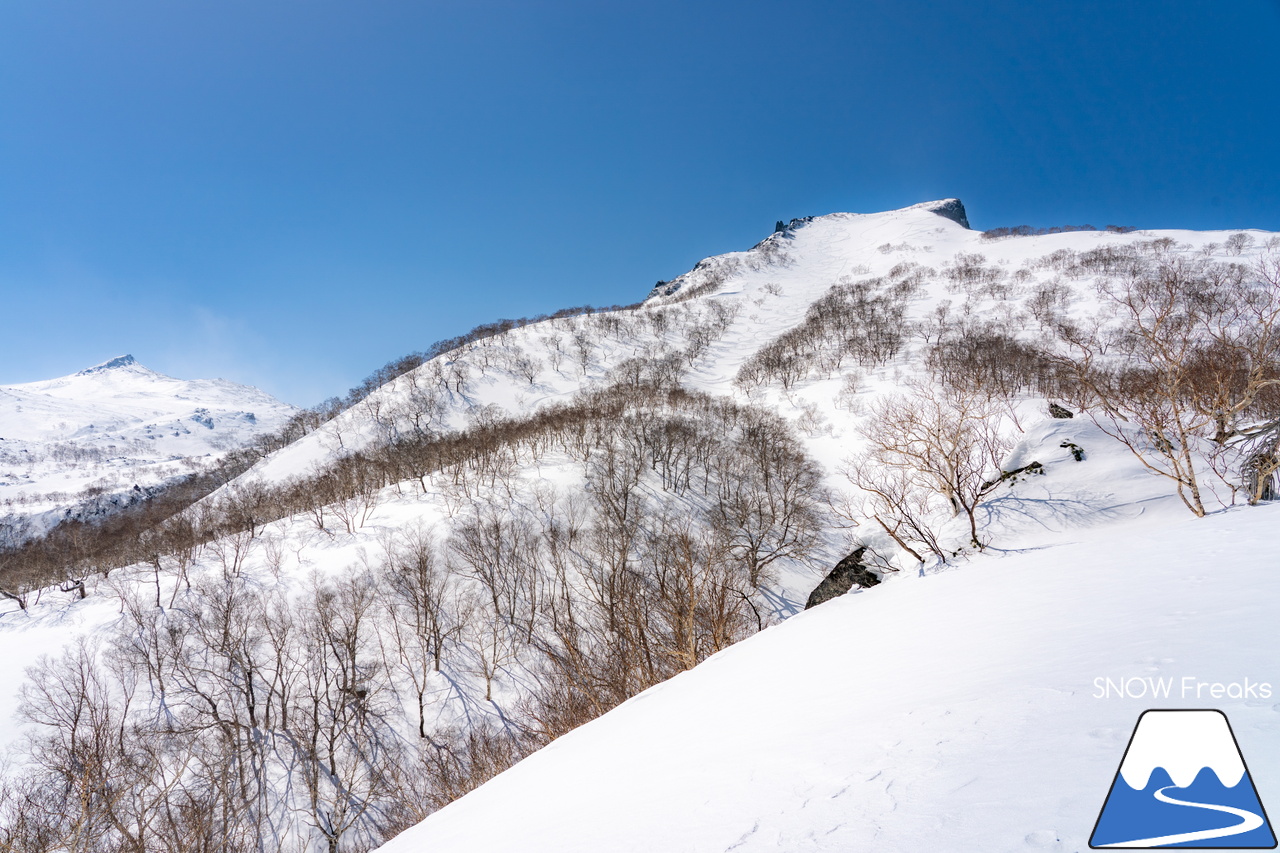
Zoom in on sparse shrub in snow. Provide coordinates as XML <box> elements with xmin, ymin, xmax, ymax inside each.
<box><xmin>1225</xmin><ymin>232</ymin><xmax>1256</xmax><ymax>256</ymax></box>
<box><xmin>735</xmin><ymin>273</ymin><xmax>913</xmax><ymax>391</ymax></box>
<box><xmin>511</xmin><ymin>353</ymin><xmax>543</xmax><ymax>386</ymax></box>
<box><xmin>942</xmin><ymin>256</ymin><xmax>1014</xmax><ymax>301</ymax></box>
<box><xmin>795</xmin><ymin>400</ymin><xmax>828</xmax><ymax>437</ymax></box>
<box><xmin>653</xmin><ymin>257</ymin><xmax>742</xmax><ymax>303</ymax></box>
<box><xmin>571</xmin><ymin>328</ymin><xmax>595</xmax><ymax>375</ymax></box>
<box><xmin>747</xmin><ymin>235</ymin><xmax>791</xmax><ymax>271</ymax></box>
<box><xmin>925</xmin><ymin>317</ymin><xmax>1052</xmax><ymax>400</ymax></box>
<box><xmin>981</xmin><ymin>223</ymin><xmax>1135</xmax><ymax>241</ymax></box>
<box><xmin>1025</xmin><ymin>278</ymin><xmax>1075</xmax><ymax>327</ymax></box>
<box><xmin>834</xmin><ymin>371</ymin><xmax>863</xmax><ymax>413</ymax></box>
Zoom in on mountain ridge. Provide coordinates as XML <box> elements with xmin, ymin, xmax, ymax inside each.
<box><xmin>1</xmin><ymin>200</ymin><xmax>1278</xmax><ymax>853</ymax></box>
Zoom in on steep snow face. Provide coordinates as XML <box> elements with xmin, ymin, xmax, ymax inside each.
<box><xmin>376</xmin><ymin>503</ymin><xmax>1280</xmax><ymax>853</ymax></box>
<box><xmin>0</xmin><ymin>355</ymin><xmax>296</xmax><ymax>529</ymax></box>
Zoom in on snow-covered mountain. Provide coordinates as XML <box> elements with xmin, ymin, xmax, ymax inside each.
<box><xmin>0</xmin><ymin>355</ymin><xmax>297</xmax><ymax>534</ymax></box>
<box><xmin>1</xmin><ymin>200</ymin><xmax>1277</xmax><ymax>853</ymax></box>
<box><xmin>234</xmin><ymin>198</ymin><xmax>1268</xmax><ymax>501</ymax></box>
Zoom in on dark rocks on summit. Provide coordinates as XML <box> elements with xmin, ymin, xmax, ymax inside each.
<box><xmin>773</xmin><ymin>216</ymin><xmax>815</xmax><ymax>236</ymax></box>
<box><xmin>77</xmin><ymin>354</ymin><xmax>139</xmax><ymax>376</ymax></box>
<box><xmin>804</xmin><ymin>547</ymin><xmax>880</xmax><ymax>610</ymax></box>
<box><xmin>920</xmin><ymin>198</ymin><xmax>971</xmax><ymax>229</ymax></box>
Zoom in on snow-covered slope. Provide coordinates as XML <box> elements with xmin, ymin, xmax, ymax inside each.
<box><xmin>378</xmin><ymin>501</ymin><xmax>1280</xmax><ymax>852</ymax></box>
<box><xmin>353</xmin><ymin>201</ymin><xmax>1280</xmax><ymax>851</ymax></box>
<box><xmin>2</xmin><ymin>200</ymin><xmax>1277</xmax><ymax>852</ymax></box>
<box><xmin>0</xmin><ymin>355</ymin><xmax>296</xmax><ymax>531</ymax></box>
<box><xmin>238</xmin><ymin>202</ymin><xmax>985</xmax><ymax>484</ymax></box>
<box><xmin>235</xmin><ymin>199</ymin><xmax>1269</xmax><ymax>491</ymax></box>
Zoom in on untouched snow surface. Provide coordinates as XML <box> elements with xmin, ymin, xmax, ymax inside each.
<box><xmin>379</xmin><ymin>501</ymin><xmax>1280</xmax><ymax>852</ymax></box>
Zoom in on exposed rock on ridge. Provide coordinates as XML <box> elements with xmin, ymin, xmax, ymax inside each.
<box><xmin>913</xmin><ymin>198</ymin><xmax>970</xmax><ymax>229</ymax></box>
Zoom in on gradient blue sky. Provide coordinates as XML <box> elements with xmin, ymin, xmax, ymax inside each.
<box><xmin>2</xmin><ymin>1</ymin><xmax>1278</xmax><ymax>406</ymax></box>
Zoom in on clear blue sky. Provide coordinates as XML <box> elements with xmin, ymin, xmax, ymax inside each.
<box><xmin>2</xmin><ymin>0</ymin><xmax>1278</xmax><ymax>406</ymax></box>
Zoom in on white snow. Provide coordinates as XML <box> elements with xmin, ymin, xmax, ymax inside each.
<box><xmin>235</xmin><ymin>201</ymin><xmax>1262</xmax><ymax>499</ymax></box>
<box><xmin>378</xmin><ymin>502</ymin><xmax>1280</xmax><ymax>853</ymax></box>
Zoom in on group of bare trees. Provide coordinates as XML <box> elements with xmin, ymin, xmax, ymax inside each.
<box><xmin>1</xmin><ymin>530</ymin><xmax>536</xmax><ymax>853</ymax></box>
<box><xmin>0</xmin><ymin>365</ymin><xmax>829</xmax><ymax>852</ymax></box>
<box><xmin>980</xmin><ymin>223</ymin><xmax>1136</xmax><ymax>241</ymax></box>
<box><xmin>837</xmin><ymin>242</ymin><xmax>1280</xmax><ymax>564</ymax></box>
<box><xmin>842</xmin><ymin>384</ymin><xmax>1013</xmax><ymax>561</ymax></box>
<box><xmin>736</xmin><ymin>268</ymin><xmax>920</xmax><ymax>391</ymax></box>
<box><xmin>1038</xmin><ymin>249</ymin><xmax>1280</xmax><ymax>514</ymax></box>
<box><xmin>0</xmin><ymin>568</ymin><xmax>422</xmax><ymax>853</ymax></box>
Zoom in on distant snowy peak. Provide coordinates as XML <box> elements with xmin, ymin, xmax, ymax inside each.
<box><xmin>1</xmin><ymin>354</ymin><xmax>298</xmax><ymax>533</ymax></box>
<box><xmin>0</xmin><ymin>357</ymin><xmax>296</xmax><ymax>492</ymax></box>
<box><xmin>0</xmin><ymin>356</ymin><xmax>296</xmax><ymax>442</ymax></box>
<box><xmin>7</xmin><ymin>356</ymin><xmax>283</xmax><ymax>407</ymax></box>
<box><xmin>76</xmin><ymin>354</ymin><xmax>147</xmax><ymax>376</ymax></box>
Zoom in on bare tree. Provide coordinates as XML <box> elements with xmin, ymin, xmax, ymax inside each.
<box><xmin>377</xmin><ymin>527</ymin><xmax>461</xmax><ymax>738</ymax></box>
<box><xmin>644</xmin><ymin>515</ymin><xmax>753</xmax><ymax>671</ymax></box>
<box><xmin>295</xmin><ymin>573</ymin><xmax>394</xmax><ymax>853</ymax></box>
<box><xmin>710</xmin><ymin>412</ymin><xmax>825</xmax><ymax>587</ymax></box>
<box><xmin>846</xmin><ymin>383</ymin><xmax>1013</xmax><ymax>554</ymax></box>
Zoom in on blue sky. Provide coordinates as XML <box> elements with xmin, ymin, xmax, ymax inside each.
<box><xmin>2</xmin><ymin>1</ymin><xmax>1278</xmax><ymax>406</ymax></box>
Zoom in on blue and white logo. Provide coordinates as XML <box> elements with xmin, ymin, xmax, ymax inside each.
<box><xmin>1090</xmin><ymin>709</ymin><xmax>1276</xmax><ymax>848</ymax></box>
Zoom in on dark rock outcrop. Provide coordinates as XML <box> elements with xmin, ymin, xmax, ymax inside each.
<box><xmin>1048</xmin><ymin>402</ymin><xmax>1075</xmax><ymax>419</ymax></box>
<box><xmin>919</xmin><ymin>198</ymin><xmax>970</xmax><ymax>229</ymax></box>
<box><xmin>982</xmin><ymin>460</ymin><xmax>1045</xmax><ymax>491</ymax></box>
<box><xmin>804</xmin><ymin>547</ymin><xmax>879</xmax><ymax>610</ymax></box>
